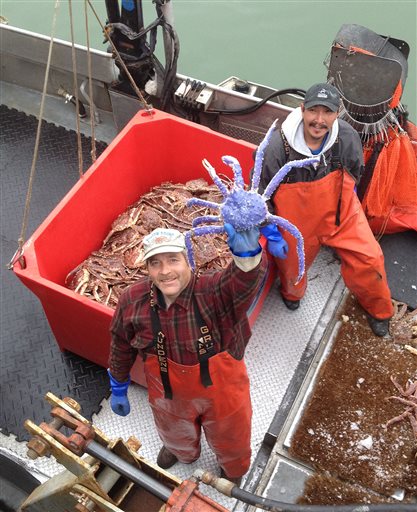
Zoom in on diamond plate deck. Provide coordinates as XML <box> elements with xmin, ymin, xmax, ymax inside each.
<box><xmin>1</xmin><ymin>105</ymin><xmax>109</xmax><ymax>443</ymax></box>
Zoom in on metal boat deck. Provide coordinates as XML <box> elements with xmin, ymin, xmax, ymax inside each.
<box><xmin>1</xmin><ymin>98</ymin><xmax>416</xmax><ymax>510</ymax></box>
<box><xmin>0</xmin><ymin>101</ymin><xmax>342</xmax><ymax>509</ymax></box>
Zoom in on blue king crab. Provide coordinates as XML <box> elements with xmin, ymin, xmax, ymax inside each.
<box><xmin>184</xmin><ymin>120</ymin><xmax>319</xmax><ymax>283</ymax></box>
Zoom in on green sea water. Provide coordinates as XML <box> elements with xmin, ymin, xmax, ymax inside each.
<box><xmin>1</xmin><ymin>0</ymin><xmax>416</xmax><ymax>121</ymax></box>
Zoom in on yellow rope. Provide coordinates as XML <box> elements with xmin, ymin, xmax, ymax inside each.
<box><xmin>8</xmin><ymin>0</ymin><xmax>61</xmax><ymax>270</ymax></box>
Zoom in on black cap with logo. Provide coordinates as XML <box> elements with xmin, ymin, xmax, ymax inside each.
<box><xmin>303</xmin><ymin>83</ymin><xmax>341</xmax><ymax>112</ymax></box>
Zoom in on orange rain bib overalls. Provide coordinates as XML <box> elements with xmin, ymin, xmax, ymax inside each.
<box><xmin>144</xmin><ymin>298</ymin><xmax>252</xmax><ymax>478</ymax></box>
<box><xmin>273</xmin><ymin>169</ymin><xmax>394</xmax><ymax>320</ymax></box>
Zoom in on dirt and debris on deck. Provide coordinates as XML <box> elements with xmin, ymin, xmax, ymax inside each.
<box><xmin>289</xmin><ymin>294</ymin><xmax>417</xmax><ymax>503</ymax></box>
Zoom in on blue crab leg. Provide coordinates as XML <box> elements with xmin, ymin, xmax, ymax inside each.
<box><xmin>202</xmin><ymin>159</ymin><xmax>229</xmax><ymax>198</ymax></box>
<box><xmin>192</xmin><ymin>215</ymin><xmax>222</xmax><ymax>227</ymax></box>
<box><xmin>263</xmin><ymin>156</ymin><xmax>320</xmax><ymax>200</ymax></box>
<box><xmin>221</xmin><ymin>155</ymin><xmax>245</xmax><ymax>189</ymax></box>
<box><xmin>184</xmin><ymin>225</ymin><xmax>226</xmax><ymax>271</ymax></box>
<box><xmin>251</xmin><ymin>119</ymin><xmax>278</xmax><ymax>192</ymax></box>
<box><xmin>187</xmin><ymin>197</ymin><xmax>221</xmax><ymax>210</ymax></box>
<box><xmin>267</xmin><ymin>213</ymin><xmax>305</xmax><ymax>284</ymax></box>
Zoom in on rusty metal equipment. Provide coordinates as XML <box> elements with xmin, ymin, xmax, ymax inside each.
<box><xmin>22</xmin><ymin>392</ymin><xmax>231</xmax><ymax>512</ymax></box>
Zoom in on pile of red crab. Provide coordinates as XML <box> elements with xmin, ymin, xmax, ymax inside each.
<box><xmin>66</xmin><ymin>179</ymin><xmax>232</xmax><ymax>308</ymax></box>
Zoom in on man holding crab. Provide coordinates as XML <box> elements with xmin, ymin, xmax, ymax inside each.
<box><xmin>108</xmin><ymin>224</ymin><xmax>267</xmax><ymax>486</ymax></box>
<box><xmin>256</xmin><ymin>82</ymin><xmax>394</xmax><ymax>337</ymax></box>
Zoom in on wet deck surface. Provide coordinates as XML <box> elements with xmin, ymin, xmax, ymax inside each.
<box><xmin>1</xmin><ymin>103</ymin><xmax>415</xmax><ymax>510</ymax></box>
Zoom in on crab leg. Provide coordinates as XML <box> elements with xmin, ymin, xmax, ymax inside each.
<box><xmin>385</xmin><ymin>408</ymin><xmax>413</xmax><ymax>428</ymax></box>
<box><xmin>222</xmin><ymin>155</ymin><xmax>245</xmax><ymax>189</ymax></box>
<box><xmin>263</xmin><ymin>156</ymin><xmax>320</xmax><ymax>200</ymax></box>
<box><xmin>185</xmin><ymin>225</ymin><xmax>226</xmax><ymax>270</ymax></box>
<box><xmin>187</xmin><ymin>197</ymin><xmax>220</xmax><ymax>210</ymax></box>
<box><xmin>251</xmin><ymin>120</ymin><xmax>278</xmax><ymax>192</ymax></box>
<box><xmin>192</xmin><ymin>215</ymin><xmax>221</xmax><ymax>227</ymax></box>
<box><xmin>267</xmin><ymin>214</ymin><xmax>305</xmax><ymax>284</ymax></box>
<box><xmin>202</xmin><ymin>159</ymin><xmax>229</xmax><ymax>198</ymax></box>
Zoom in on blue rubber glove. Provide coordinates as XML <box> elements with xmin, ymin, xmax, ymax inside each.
<box><xmin>224</xmin><ymin>223</ymin><xmax>261</xmax><ymax>257</ymax></box>
<box><xmin>260</xmin><ymin>223</ymin><xmax>288</xmax><ymax>259</ymax></box>
<box><xmin>108</xmin><ymin>369</ymin><xmax>131</xmax><ymax>416</ymax></box>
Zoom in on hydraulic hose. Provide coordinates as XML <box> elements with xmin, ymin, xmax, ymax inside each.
<box><xmin>194</xmin><ymin>470</ymin><xmax>416</xmax><ymax>512</ymax></box>
<box><xmin>57</xmin><ymin>87</ymin><xmax>87</xmax><ymax>118</ymax></box>
<box><xmin>85</xmin><ymin>440</ymin><xmax>172</xmax><ymax>501</ymax></box>
<box><xmin>206</xmin><ymin>88</ymin><xmax>306</xmax><ymax>116</ymax></box>
<box><xmin>231</xmin><ymin>486</ymin><xmax>416</xmax><ymax>512</ymax></box>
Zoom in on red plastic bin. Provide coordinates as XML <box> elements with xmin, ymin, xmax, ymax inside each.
<box><xmin>13</xmin><ymin>109</ymin><xmax>275</xmax><ymax>386</ymax></box>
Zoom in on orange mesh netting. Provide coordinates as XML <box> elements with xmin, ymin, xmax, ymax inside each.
<box><xmin>362</xmin><ymin>128</ymin><xmax>417</xmax><ymax>219</ymax></box>
<box><xmin>405</xmin><ymin>120</ymin><xmax>417</xmax><ymax>158</ymax></box>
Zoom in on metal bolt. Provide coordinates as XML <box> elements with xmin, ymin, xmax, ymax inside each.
<box><xmin>63</xmin><ymin>397</ymin><xmax>81</xmax><ymax>412</ymax></box>
<box><xmin>27</xmin><ymin>436</ymin><xmax>50</xmax><ymax>459</ymax></box>
<box><xmin>127</xmin><ymin>436</ymin><xmax>141</xmax><ymax>452</ymax></box>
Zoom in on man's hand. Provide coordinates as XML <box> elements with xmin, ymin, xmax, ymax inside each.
<box><xmin>260</xmin><ymin>223</ymin><xmax>288</xmax><ymax>259</ymax></box>
<box><xmin>224</xmin><ymin>223</ymin><xmax>261</xmax><ymax>257</ymax></box>
<box><xmin>108</xmin><ymin>369</ymin><xmax>131</xmax><ymax>417</ymax></box>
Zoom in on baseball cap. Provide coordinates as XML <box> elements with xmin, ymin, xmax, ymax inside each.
<box><xmin>142</xmin><ymin>228</ymin><xmax>186</xmax><ymax>261</ymax></box>
<box><xmin>303</xmin><ymin>83</ymin><xmax>340</xmax><ymax>112</ymax></box>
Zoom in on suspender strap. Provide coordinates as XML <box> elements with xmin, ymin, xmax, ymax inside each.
<box><xmin>150</xmin><ymin>306</ymin><xmax>173</xmax><ymax>399</ymax></box>
<box><xmin>335</xmin><ymin>169</ymin><xmax>344</xmax><ymax>227</ymax></box>
<box><xmin>193</xmin><ymin>298</ymin><xmax>215</xmax><ymax>388</ymax></box>
<box><xmin>331</xmin><ymin>137</ymin><xmax>344</xmax><ymax>226</ymax></box>
<box><xmin>280</xmin><ymin>131</ymin><xmax>342</xmax><ymax>172</ymax></box>
<box><xmin>330</xmin><ymin>138</ymin><xmax>342</xmax><ymax>169</ymax></box>
<box><xmin>356</xmin><ymin>141</ymin><xmax>384</xmax><ymax>202</ymax></box>
<box><xmin>281</xmin><ymin>129</ymin><xmax>290</xmax><ymax>158</ymax></box>
<box><xmin>149</xmin><ymin>296</ymin><xmax>216</xmax><ymax>398</ymax></box>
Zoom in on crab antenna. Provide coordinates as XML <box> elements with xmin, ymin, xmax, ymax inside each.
<box><xmin>222</xmin><ymin>155</ymin><xmax>245</xmax><ymax>189</ymax></box>
<box><xmin>263</xmin><ymin>156</ymin><xmax>320</xmax><ymax>200</ymax></box>
<box><xmin>251</xmin><ymin>119</ymin><xmax>278</xmax><ymax>191</ymax></box>
<box><xmin>202</xmin><ymin>159</ymin><xmax>228</xmax><ymax>198</ymax></box>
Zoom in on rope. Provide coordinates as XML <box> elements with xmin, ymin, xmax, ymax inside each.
<box><xmin>7</xmin><ymin>0</ymin><xmax>61</xmax><ymax>270</ymax></box>
<box><xmin>86</xmin><ymin>0</ymin><xmax>153</xmax><ymax>114</ymax></box>
<box><xmin>68</xmin><ymin>0</ymin><xmax>84</xmax><ymax>177</ymax></box>
<box><xmin>84</xmin><ymin>0</ymin><xmax>96</xmax><ymax>162</ymax></box>
<box><xmin>9</xmin><ymin>0</ymin><xmax>154</xmax><ymax>270</ymax></box>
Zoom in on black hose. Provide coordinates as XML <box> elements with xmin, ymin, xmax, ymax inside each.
<box><xmin>231</xmin><ymin>487</ymin><xmax>416</xmax><ymax>512</ymax></box>
<box><xmin>85</xmin><ymin>440</ymin><xmax>172</xmax><ymax>502</ymax></box>
<box><xmin>206</xmin><ymin>88</ymin><xmax>306</xmax><ymax>116</ymax></box>
<box><xmin>68</xmin><ymin>96</ymin><xmax>87</xmax><ymax>118</ymax></box>
<box><xmin>154</xmin><ymin>4</ymin><xmax>180</xmax><ymax>111</ymax></box>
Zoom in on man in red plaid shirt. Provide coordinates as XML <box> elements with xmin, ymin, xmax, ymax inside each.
<box><xmin>108</xmin><ymin>224</ymin><xmax>267</xmax><ymax>485</ymax></box>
